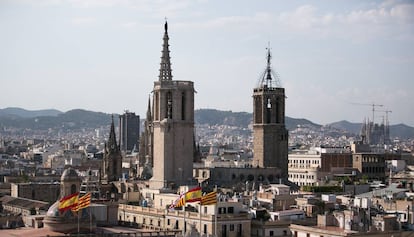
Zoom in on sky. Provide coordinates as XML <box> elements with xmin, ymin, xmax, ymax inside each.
<box><xmin>1</xmin><ymin>0</ymin><xmax>413</xmax><ymax>126</ymax></box>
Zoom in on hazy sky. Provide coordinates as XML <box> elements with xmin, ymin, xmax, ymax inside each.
<box><xmin>1</xmin><ymin>0</ymin><xmax>413</xmax><ymax>126</ymax></box>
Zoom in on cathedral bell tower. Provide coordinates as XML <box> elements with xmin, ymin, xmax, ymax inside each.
<box><xmin>253</xmin><ymin>48</ymin><xmax>288</xmax><ymax>177</ymax></box>
<box><xmin>150</xmin><ymin>21</ymin><xmax>195</xmax><ymax>189</ymax></box>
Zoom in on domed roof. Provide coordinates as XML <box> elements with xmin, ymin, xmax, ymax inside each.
<box><xmin>61</xmin><ymin>167</ymin><xmax>80</xmax><ymax>182</ymax></box>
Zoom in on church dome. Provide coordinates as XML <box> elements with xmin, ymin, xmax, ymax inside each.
<box><xmin>61</xmin><ymin>167</ymin><xmax>79</xmax><ymax>182</ymax></box>
<box><xmin>44</xmin><ymin>200</ymin><xmax>95</xmax><ymax>233</ymax></box>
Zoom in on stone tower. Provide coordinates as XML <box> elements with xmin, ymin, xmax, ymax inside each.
<box><xmin>150</xmin><ymin>21</ymin><xmax>195</xmax><ymax>189</ymax></box>
<box><xmin>60</xmin><ymin>167</ymin><xmax>81</xmax><ymax>198</ymax></box>
<box><xmin>103</xmin><ymin>116</ymin><xmax>123</xmax><ymax>182</ymax></box>
<box><xmin>253</xmin><ymin>48</ymin><xmax>288</xmax><ymax>177</ymax></box>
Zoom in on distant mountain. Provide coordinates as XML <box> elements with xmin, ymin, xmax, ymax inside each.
<box><xmin>0</xmin><ymin>107</ymin><xmax>412</xmax><ymax>139</ymax></box>
<box><xmin>0</xmin><ymin>108</ymin><xmax>112</xmax><ymax>130</ymax></box>
<box><xmin>389</xmin><ymin>124</ymin><xmax>414</xmax><ymax>139</ymax></box>
<box><xmin>327</xmin><ymin>120</ymin><xmax>362</xmax><ymax>135</ymax></box>
<box><xmin>195</xmin><ymin>109</ymin><xmax>252</xmax><ymax>127</ymax></box>
<box><xmin>0</xmin><ymin>107</ymin><xmax>63</xmax><ymax>118</ymax></box>
<box><xmin>194</xmin><ymin>109</ymin><xmax>321</xmax><ymax>130</ymax></box>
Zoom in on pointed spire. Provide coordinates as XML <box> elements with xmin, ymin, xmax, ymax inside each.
<box><xmin>108</xmin><ymin>115</ymin><xmax>118</xmax><ymax>152</ymax></box>
<box><xmin>159</xmin><ymin>20</ymin><xmax>173</xmax><ymax>81</ymax></box>
<box><xmin>146</xmin><ymin>95</ymin><xmax>152</xmax><ymax>122</ymax></box>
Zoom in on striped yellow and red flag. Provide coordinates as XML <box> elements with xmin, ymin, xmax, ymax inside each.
<box><xmin>72</xmin><ymin>192</ymin><xmax>91</xmax><ymax>212</ymax></box>
<box><xmin>58</xmin><ymin>192</ymin><xmax>79</xmax><ymax>212</ymax></box>
<box><xmin>201</xmin><ymin>191</ymin><xmax>217</xmax><ymax>206</ymax></box>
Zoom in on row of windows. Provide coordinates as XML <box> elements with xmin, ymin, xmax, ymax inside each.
<box><xmin>289</xmin><ymin>174</ymin><xmax>315</xmax><ymax>180</ymax></box>
<box><xmin>362</xmin><ymin>166</ymin><xmax>385</xmax><ymax>173</ymax></box>
<box><xmin>292</xmin><ymin>182</ymin><xmax>316</xmax><ymax>186</ymax></box>
<box><xmin>354</xmin><ymin>156</ymin><xmax>384</xmax><ymax>163</ymax></box>
<box><xmin>289</xmin><ymin>159</ymin><xmax>320</xmax><ymax>164</ymax></box>
<box><xmin>119</xmin><ymin>214</ymin><xmax>242</xmax><ymax>234</ymax></box>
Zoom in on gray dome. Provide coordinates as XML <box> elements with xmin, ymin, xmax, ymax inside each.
<box><xmin>61</xmin><ymin>167</ymin><xmax>79</xmax><ymax>182</ymax></box>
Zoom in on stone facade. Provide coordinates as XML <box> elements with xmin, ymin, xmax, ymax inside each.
<box><xmin>149</xmin><ymin>22</ymin><xmax>195</xmax><ymax>189</ymax></box>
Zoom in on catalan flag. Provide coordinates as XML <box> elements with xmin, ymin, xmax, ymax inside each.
<box><xmin>72</xmin><ymin>192</ymin><xmax>91</xmax><ymax>212</ymax></box>
<box><xmin>169</xmin><ymin>193</ymin><xmax>185</xmax><ymax>209</ymax></box>
<box><xmin>201</xmin><ymin>191</ymin><xmax>217</xmax><ymax>206</ymax></box>
<box><xmin>58</xmin><ymin>192</ymin><xmax>79</xmax><ymax>212</ymax></box>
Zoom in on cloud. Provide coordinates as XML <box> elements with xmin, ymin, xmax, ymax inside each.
<box><xmin>71</xmin><ymin>16</ymin><xmax>97</xmax><ymax>26</ymax></box>
<box><xmin>275</xmin><ymin>1</ymin><xmax>414</xmax><ymax>42</ymax></box>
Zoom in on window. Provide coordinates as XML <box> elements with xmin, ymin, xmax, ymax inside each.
<box><xmin>167</xmin><ymin>219</ymin><xmax>170</xmax><ymax>225</ymax></box>
<box><xmin>71</xmin><ymin>184</ymin><xmax>76</xmax><ymax>194</ymax></box>
<box><xmin>228</xmin><ymin>207</ymin><xmax>234</xmax><ymax>214</ymax></box>
<box><xmin>230</xmin><ymin>224</ymin><xmax>234</xmax><ymax>231</ymax></box>
<box><xmin>181</xmin><ymin>92</ymin><xmax>186</xmax><ymax>120</ymax></box>
<box><xmin>270</xmin><ymin>231</ymin><xmax>274</xmax><ymax>236</ymax></box>
<box><xmin>166</xmin><ymin>91</ymin><xmax>172</xmax><ymax>119</ymax></box>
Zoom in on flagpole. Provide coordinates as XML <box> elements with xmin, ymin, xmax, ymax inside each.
<box><xmin>199</xmin><ymin>203</ymin><xmax>202</xmax><ymax>236</ymax></box>
<box><xmin>77</xmin><ymin>209</ymin><xmax>80</xmax><ymax>236</ymax></box>
<box><xmin>182</xmin><ymin>204</ymin><xmax>186</xmax><ymax>236</ymax></box>
<box><xmin>90</xmin><ymin>206</ymin><xmax>92</xmax><ymax>233</ymax></box>
<box><xmin>215</xmin><ymin>185</ymin><xmax>217</xmax><ymax>237</ymax></box>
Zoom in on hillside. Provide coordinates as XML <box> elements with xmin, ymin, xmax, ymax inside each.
<box><xmin>194</xmin><ymin>109</ymin><xmax>320</xmax><ymax>131</ymax></box>
<box><xmin>0</xmin><ymin>107</ymin><xmax>413</xmax><ymax>139</ymax></box>
<box><xmin>0</xmin><ymin>107</ymin><xmax>62</xmax><ymax>118</ymax></box>
<box><xmin>0</xmin><ymin>108</ymin><xmax>112</xmax><ymax>130</ymax></box>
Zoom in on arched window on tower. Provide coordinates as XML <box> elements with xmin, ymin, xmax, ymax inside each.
<box><xmin>181</xmin><ymin>92</ymin><xmax>186</xmax><ymax>120</ymax></box>
<box><xmin>166</xmin><ymin>91</ymin><xmax>172</xmax><ymax>119</ymax></box>
<box><xmin>154</xmin><ymin>93</ymin><xmax>159</xmax><ymax>121</ymax></box>
<box><xmin>266</xmin><ymin>97</ymin><xmax>272</xmax><ymax>123</ymax></box>
<box><xmin>254</xmin><ymin>96</ymin><xmax>262</xmax><ymax>123</ymax></box>
<box><xmin>71</xmin><ymin>184</ymin><xmax>77</xmax><ymax>194</ymax></box>
<box><xmin>276</xmin><ymin>98</ymin><xmax>280</xmax><ymax>123</ymax></box>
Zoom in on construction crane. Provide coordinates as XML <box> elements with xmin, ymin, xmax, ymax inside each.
<box><xmin>350</xmin><ymin>102</ymin><xmax>384</xmax><ymax>123</ymax></box>
<box><xmin>377</xmin><ymin>109</ymin><xmax>392</xmax><ymax>125</ymax></box>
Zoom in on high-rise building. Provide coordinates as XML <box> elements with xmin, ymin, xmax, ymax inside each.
<box><xmin>119</xmin><ymin>111</ymin><xmax>140</xmax><ymax>153</ymax></box>
<box><xmin>252</xmin><ymin>48</ymin><xmax>288</xmax><ymax>177</ymax></box>
<box><xmin>149</xmin><ymin>21</ymin><xmax>195</xmax><ymax>189</ymax></box>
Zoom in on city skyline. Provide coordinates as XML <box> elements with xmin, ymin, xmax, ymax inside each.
<box><xmin>1</xmin><ymin>0</ymin><xmax>413</xmax><ymax>126</ymax></box>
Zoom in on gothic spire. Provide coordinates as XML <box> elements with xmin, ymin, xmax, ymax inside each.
<box><xmin>107</xmin><ymin>115</ymin><xmax>119</xmax><ymax>152</ymax></box>
<box><xmin>159</xmin><ymin>20</ymin><xmax>173</xmax><ymax>81</ymax></box>
<box><xmin>146</xmin><ymin>95</ymin><xmax>152</xmax><ymax>122</ymax></box>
